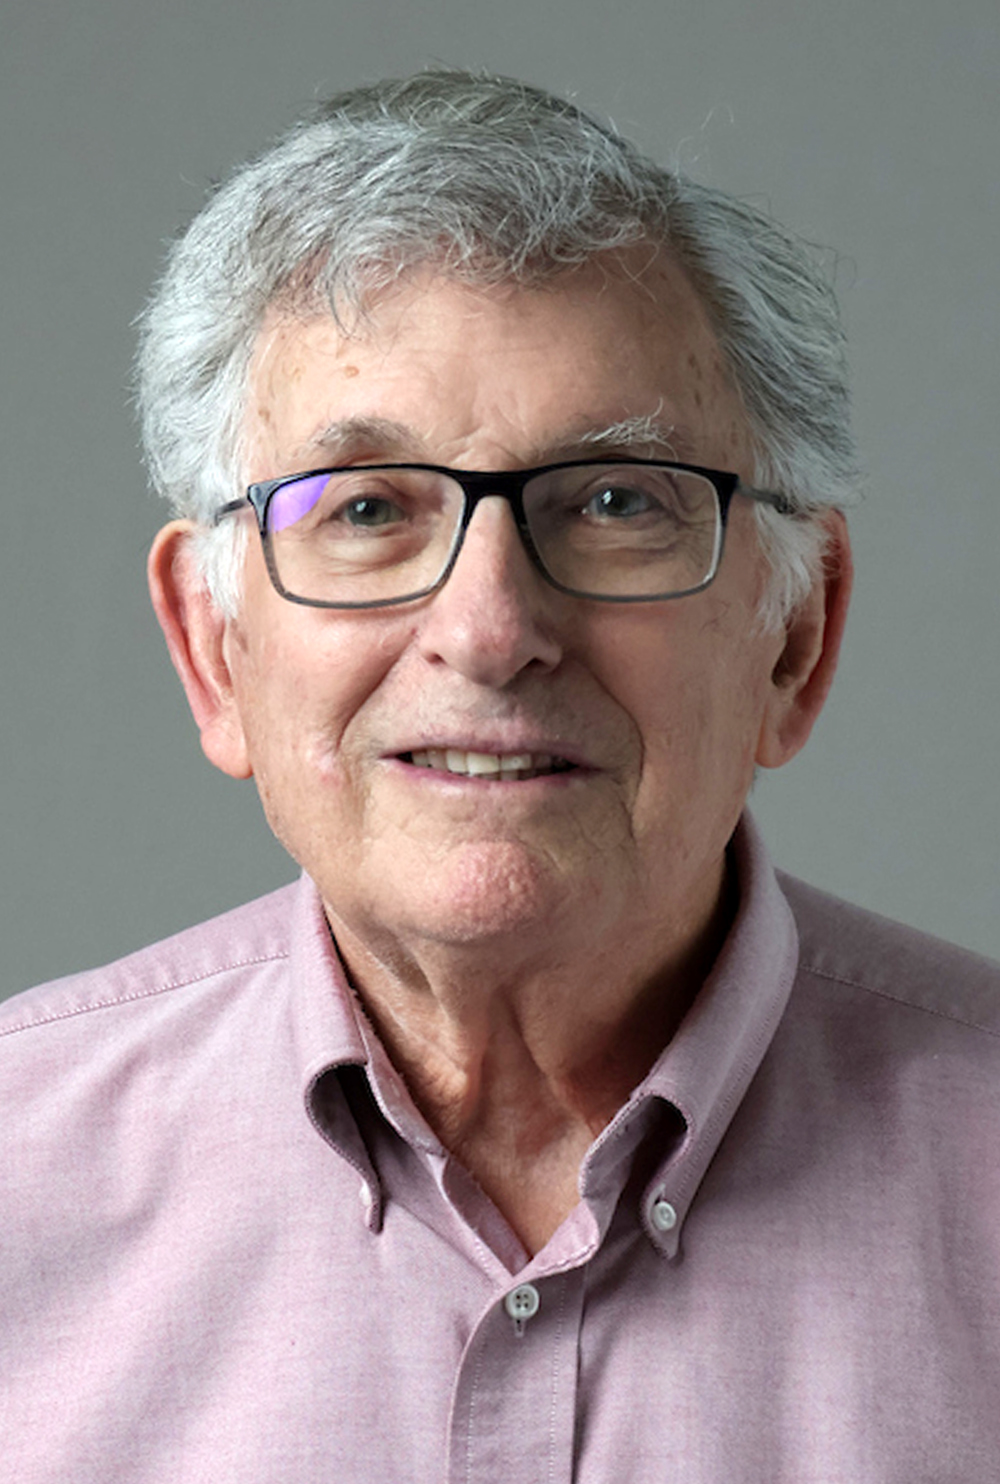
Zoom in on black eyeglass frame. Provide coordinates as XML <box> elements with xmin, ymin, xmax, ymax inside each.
<box><xmin>212</xmin><ymin>458</ymin><xmax>795</xmax><ymax>610</ymax></box>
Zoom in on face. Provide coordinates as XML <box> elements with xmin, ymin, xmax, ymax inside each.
<box><xmin>166</xmin><ymin>256</ymin><xmax>831</xmax><ymax>969</ymax></box>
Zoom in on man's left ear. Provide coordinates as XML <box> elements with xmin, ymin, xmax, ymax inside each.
<box><xmin>756</xmin><ymin>511</ymin><xmax>853</xmax><ymax>769</ymax></box>
<box><xmin>148</xmin><ymin>521</ymin><xmax>254</xmax><ymax>780</ymax></box>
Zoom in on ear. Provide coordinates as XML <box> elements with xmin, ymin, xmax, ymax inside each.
<box><xmin>147</xmin><ymin>521</ymin><xmax>253</xmax><ymax>780</ymax></box>
<box><xmin>756</xmin><ymin>511</ymin><xmax>853</xmax><ymax>769</ymax></box>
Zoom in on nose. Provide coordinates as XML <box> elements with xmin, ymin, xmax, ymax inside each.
<box><xmin>416</xmin><ymin>497</ymin><xmax>564</xmax><ymax>687</ymax></box>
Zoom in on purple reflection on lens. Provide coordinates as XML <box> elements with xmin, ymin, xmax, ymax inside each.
<box><xmin>269</xmin><ymin>474</ymin><xmax>330</xmax><ymax>532</ymax></box>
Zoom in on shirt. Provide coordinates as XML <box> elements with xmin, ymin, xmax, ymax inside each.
<box><xmin>2</xmin><ymin>814</ymin><xmax>999</xmax><ymax>1483</ymax></box>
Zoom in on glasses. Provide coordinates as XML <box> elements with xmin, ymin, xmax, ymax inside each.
<box><xmin>213</xmin><ymin>459</ymin><xmax>794</xmax><ymax>609</ymax></box>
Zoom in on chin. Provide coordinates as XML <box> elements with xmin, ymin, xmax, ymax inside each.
<box><xmin>384</xmin><ymin>840</ymin><xmax>577</xmax><ymax>947</ymax></box>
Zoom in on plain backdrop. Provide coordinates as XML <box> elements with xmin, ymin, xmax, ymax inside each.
<box><xmin>2</xmin><ymin>0</ymin><xmax>997</xmax><ymax>999</ymax></box>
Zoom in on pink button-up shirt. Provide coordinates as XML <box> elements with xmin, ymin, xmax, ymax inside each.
<box><xmin>3</xmin><ymin>816</ymin><xmax>999</xmax><ymax>1481</ymax></box>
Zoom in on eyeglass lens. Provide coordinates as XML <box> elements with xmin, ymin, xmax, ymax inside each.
<box><xmin>265</xmin><ymin>464</ymin><xmax>723</xmax><ymax>604</ymax></box>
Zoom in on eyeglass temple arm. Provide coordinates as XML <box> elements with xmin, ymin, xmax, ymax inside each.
<box><xmin>735</xmin><ymin>482</ymin><xmax>797</xmax><ymax>517</ymax></box>
<box><xmin>212</xmin><ymin>497</ymin><xmax>256</xmax><ymax>527</ymax></box>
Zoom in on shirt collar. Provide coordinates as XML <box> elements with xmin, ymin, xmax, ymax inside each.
<box><xmin>290</xmin><ymin>811</ymin><xmax>799</xmax><ymax>1250</ymax></box>
<box><xmin>584</xmin><ymin>811</ymin><xmax>799</xmax><ymax>1256</ymax></box>
<box><xmin>287</xmin><ymin>877</ymin><xmax>388</xmax><ymax>1229</ymax></box>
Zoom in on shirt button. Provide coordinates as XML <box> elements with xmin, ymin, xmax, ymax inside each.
<box><xmin>651</xmin><ymin>1198</ymin><xmax>678</xmax><ymax>1232</ymax></box>
<box><xmin>504</xmin><ymin>1283</ymin><xmax>541</xmax><ymax>1322</ymax></box>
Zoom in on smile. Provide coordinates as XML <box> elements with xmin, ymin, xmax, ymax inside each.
<box><xmin>402</xmin><ymin>749</ymin><xmax>577</xmax><ymax>781</ymax></box>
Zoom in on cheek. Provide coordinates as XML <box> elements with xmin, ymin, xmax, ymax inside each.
<box><xmin>598</xmin><ymin>607</ymin><xmax>775</xmax><ymax>803</ymax></box>
<box><xmin>228</xmin><ymin>608</ymin><xmax>416</xmax><ymax>792</ymax></box>
<box><xmin>631</xmin><ymin>670</ymin><xmax>766</xmax><ymax>863</ymax></box>
<box><xmin>228</xmin><ymin>645</ymin><xmax>363</xmax><ymax>869</ymax></box>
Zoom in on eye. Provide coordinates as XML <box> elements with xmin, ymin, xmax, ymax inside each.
<box><xmin>313</xmin><ymin>475</ymin><xmax>425</xmax><ymax>534</ymax></box>
<box><xmin>582</xmin><ymin>483</ymin><xmax>660</xmax><ymax>520</ymax></box>
<box><xmin>268</xmin><ymin>472</ymin><xmax>415</xmax><ymax>535</ymax></box>
<box><xmin>339</xmin><ymin>495</ymin><xmax>406</xmax><ymax>528</ymax></box>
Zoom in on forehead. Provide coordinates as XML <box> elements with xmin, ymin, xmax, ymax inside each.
<box><xmin>243</xmin><ymin>254</ymin><xmax>753</xmax><ymax>476</ymax></box>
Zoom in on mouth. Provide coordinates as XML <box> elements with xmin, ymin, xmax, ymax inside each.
<box><xmin>399</xmin><ymin>748</ymin><xmax>579</xmax><ymax>781</ymax></box>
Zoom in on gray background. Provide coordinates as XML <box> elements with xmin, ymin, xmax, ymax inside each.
<box><xmin>2</xmin><ymin>0</ymin><xmax>997</xmax><ymax>999</ymax></box>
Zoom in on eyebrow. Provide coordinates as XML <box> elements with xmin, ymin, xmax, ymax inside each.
<box><xmin>563</xmin><ymin>415</ymin><xmax>692</xmax><ymax>461</ymax></box>
<box><xmin>301</xmin><ymin>412</ymin><xmax>696</xmax><ymax>467</ymax></box>
<box><xmin>304</xmin><ymin>416</ymin><xmax>419</xmax><ymax>462</ymax></box>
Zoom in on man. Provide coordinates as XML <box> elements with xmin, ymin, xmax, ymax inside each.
<box><xmin>3</xmin><ymin>71</ymin><xmax>998</xmax><ymax>1482</ymax></box>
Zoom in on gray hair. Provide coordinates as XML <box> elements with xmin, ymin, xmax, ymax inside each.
<box><xmin>137</xmin><ymin>69</ymin><xmax>859</xmax><ymax>625</ymax></box>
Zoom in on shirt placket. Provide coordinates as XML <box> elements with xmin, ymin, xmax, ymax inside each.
<box><xmin>446</xmin><ymin>1263</ymin><xmax>586</xmax><ymax>1484</ymax></box>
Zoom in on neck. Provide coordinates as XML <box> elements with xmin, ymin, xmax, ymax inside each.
<box><xmin>325</xmin><ymin>859</ymin><xmax>736</xmax><ymax>1253</ymax></box>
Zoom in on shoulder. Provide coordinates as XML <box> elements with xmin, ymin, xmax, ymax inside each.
<box><xmin>0</xmin><ymin>882</ymin><xmax>299</xmax><ymax>1043</ymax></box>
<box><xmin>778</xmin><ymin>871</ymin><xmax>1000</xmax><ymax>1043</ymax></box>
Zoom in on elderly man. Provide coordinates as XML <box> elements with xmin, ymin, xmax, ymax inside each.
<box><xmin>3</xmin><ymin>71</ymin><xmax>998</xmax><ymax>1482</ymax></box>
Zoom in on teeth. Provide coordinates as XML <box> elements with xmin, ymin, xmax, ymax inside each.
<box><xmin>407</xmin><ymin>749</ymin><xmax>568</xmax><ymax>780</ymax></box>
<box><xmin>466</xmin><ymin>751</ymin><xmax>501</xmax><ymax>776</ymax></box>
<box><xmin>500</xmin><ymin>753</ymin><xmax>532</xmax><ymax>773</ymax></box>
